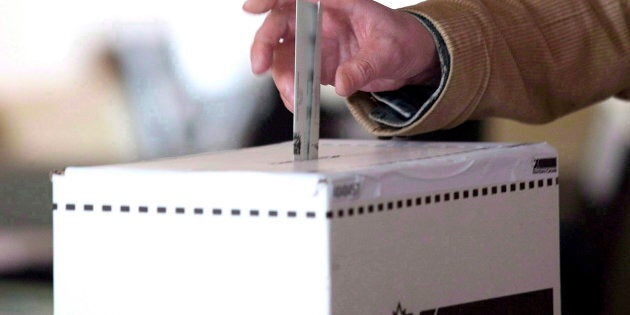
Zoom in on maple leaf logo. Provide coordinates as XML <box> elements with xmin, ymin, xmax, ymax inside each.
<box><xmin>393</xmin><ymin>302</ymin><xmax>414</xmax><ymax>315</ymax></box>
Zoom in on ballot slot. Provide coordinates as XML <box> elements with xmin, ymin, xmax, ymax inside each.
<box><xmin>293</xmin><ymin>0</ymin><xmax>322</xmax><ymax>161</ymax></box>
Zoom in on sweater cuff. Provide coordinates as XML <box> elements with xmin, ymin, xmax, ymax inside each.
<box><xmin>346</xmin><ymin>1</ymin><xmax>490</xmax><ymax>136</ymax></box>
<box><xmin>367</xmin><ymin>13</ymin><xmax>451</xmax><ymax>128</ymax></box>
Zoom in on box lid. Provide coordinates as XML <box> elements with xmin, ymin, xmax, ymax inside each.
<box><xmin>53</xmin><ymin>140</ymin><xmax>557</xmax><ymax>210</ymax></box>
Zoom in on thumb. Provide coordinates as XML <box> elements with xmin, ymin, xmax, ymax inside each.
<box><xmin>334</xmin><ymin>48</ymin><xmax>384</xmax><ymax>97</ymax></box>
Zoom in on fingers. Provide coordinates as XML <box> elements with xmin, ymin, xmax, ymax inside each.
<box><xmin>271</xmin><ymin>42</ymin><xmax>296</xmax><ymax>111</ymax></box>
<box><xmin>243</xmin><ymin>0</ymin><xmax>295</xmax><ymax>14</ymax></box>
<box><xmin>334</xmin><ymin>48</ymin><xmax>385</xmax><ymax>97</ymax></box>
<box><xmin>251</xmin><ymin>8</ymin><xmax>295</xmax><ymax>74</ymax></box>
<box><xmin>244</xmin><ymin>0</ymin><xmax>353</xmax><ymax>14</ymax></box>
<box><xmin>243</xmin><ymin>0</ymin><xmax>276</xmax><ymax>14</ymax></box>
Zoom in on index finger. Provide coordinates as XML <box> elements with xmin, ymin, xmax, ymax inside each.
<box><xmin>243</xmin><ymin>0</ymin><xmax>296</xmax><ymax>14</ymax></box>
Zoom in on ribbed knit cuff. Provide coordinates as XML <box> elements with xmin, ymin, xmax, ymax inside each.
<box><xmin>346</xmin><ymin>0</ymin><xmax>490</xmax><ymax>136</ymax></box>
<box><xmin>366</xmin><ymin>13</ymin><xmax>450</xmax><ymax>129</ymax></box>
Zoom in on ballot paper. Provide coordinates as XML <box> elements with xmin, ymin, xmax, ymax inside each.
<box><xmin>293</xmin><ymin>0</ymin><xmax>321</xmax><ymax>161</ymax></box>
<box><xmin>52</xmin><ymin>140</ymin><xmax>561</xmax><ymax>314</ymax></box>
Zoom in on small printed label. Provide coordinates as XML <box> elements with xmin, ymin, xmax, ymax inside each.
<box><xmin>393</xmin><ymin>303</ymin><xmax>414</xmax><ymax>315</ymax></box>
<box><xmin>333</xmin><ymin>181</ymin><xmax>361</xmax><ymax>200</ymax></box>
<box><xmin>391</xmin><ymin>288</ymin><xmax>552</xmax><ymax>314</ymax></box>
<box><xmin>533</xmin><ymin>158</ymin><xmax>557</xmax><ymax>174</ymax></box>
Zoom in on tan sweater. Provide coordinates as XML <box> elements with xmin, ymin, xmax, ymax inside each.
<box><xmin>346</xmin><ymin>0</ymin><xmax>630</xmax><ymax>136</ymax></box>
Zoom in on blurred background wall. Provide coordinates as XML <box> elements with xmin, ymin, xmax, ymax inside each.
<box><xmin>0</xmin><ymin>0</ymin><xmax>627</xmax><ymax>314</ymax></box>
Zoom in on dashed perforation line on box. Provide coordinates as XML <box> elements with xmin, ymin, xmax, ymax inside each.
<box><xmin>53</xmin><ymin>177</ymin><xmax>558</xmax><ymax>220</ymax></box>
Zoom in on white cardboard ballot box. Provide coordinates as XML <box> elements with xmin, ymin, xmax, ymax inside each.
<box><xmin>52</xmin><ymin>140</ymin><xmax>561</xmax><ymax>315</ymax></box>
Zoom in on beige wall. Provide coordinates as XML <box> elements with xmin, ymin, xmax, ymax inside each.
<box><xmin>0</xmin><ymin>54</ymin><xmax>138</xmax><ymax>171</ymax></box>
<box><xmin>484</xmin><ymin>100</ymin><xmax>613</xmax><ymax>221</ymax></box>
<box><xmin>485</xmin><ymin>103</ymin><xmax>602</xmax><ymax>179</ymax></box>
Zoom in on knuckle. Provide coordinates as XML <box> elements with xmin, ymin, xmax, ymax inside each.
<box><xmin>352</xmin><ymin>58</ymin><xmax>375</xmax><ymax>82</ymax></box>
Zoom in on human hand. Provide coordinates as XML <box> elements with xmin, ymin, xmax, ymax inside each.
<box><xmin>243</xmin><ymin>0</ymin><xmax>440</xmax><ymax>111</ymax></box>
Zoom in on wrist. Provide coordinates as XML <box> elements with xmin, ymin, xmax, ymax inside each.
<box><xmin>406</xmin><ymin>53</ymin><xmax>441</xmax><ymax>86</ymax></box>
<box><xmin>401</xmin><ymin>11</ymin><xmax>442</xmax><ymax>86</ymax></box>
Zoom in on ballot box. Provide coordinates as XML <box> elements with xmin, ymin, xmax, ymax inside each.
<box><xmin>52</xmin><ymin>140</ymin><xmax>561</xmax><ymax>314</ymax></box>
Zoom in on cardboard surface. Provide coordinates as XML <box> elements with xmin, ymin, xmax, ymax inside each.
<box><xmin>53</xmin><ymin>140</ymin><xmax>561</xmax><ymax>314</ymax></box>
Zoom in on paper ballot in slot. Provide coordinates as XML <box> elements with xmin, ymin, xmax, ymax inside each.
<box><xmin>293</xmin><ymin>0</ymin><xmax>321</xmax><ymax>161</ymax></box>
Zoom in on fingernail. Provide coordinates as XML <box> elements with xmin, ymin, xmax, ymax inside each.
<box><xmin>335</xmin><ymin>77</ymin><xmax>350</xmax><ymax>97</ymax></box>
<box><xmin>280</xmin><ymin>93</ymin><xmax>294</xmax><ymax>112</ymax></box>
<box><xmin>289</xmin><ymin>88</ymin><xmax>297</xmax><ymax>107</ymax></box>
<box><xmin>251</xmin><ymin>57</ymin><xmax>262</xmax><ymax>74</ymax></box>
<box><xmin>285</xmin><ymin>85</ymin><xmax>296</xmax><ymax>108</ymax></box>
<box><xmin>334</xmin><ymin>69</ymin><xmax>351</xmax><ymax>97</ymax></box>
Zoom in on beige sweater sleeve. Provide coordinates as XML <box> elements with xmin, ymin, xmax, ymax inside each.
<box><xmin>346</xmin><ymin>0</ymin><xmax>630</xmax><ymax>136</ymax></box>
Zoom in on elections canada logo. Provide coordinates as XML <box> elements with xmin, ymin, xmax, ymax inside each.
<box><xmin>390</xmin><ymin>288</ymin><xmax>554</xmax><ymax>314</ymax></box>
<box><xmin>392</xmin><ymin>302</ymin><xmax>439</xmax><ymax>315</ymax></box>
<box><xmin>533</xmin><ymin>157</ymin><xmax>557</xmax><ymax>174</ymax></box>
<box><xmin>333</xmin><ymin>182</ymin><xmax>361</xmax><ymax>200</ymax></box>
<box><xmin>392</xmin><ymin>303</ymin><xmax>414</xmax><ymax>315</ymax></box>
